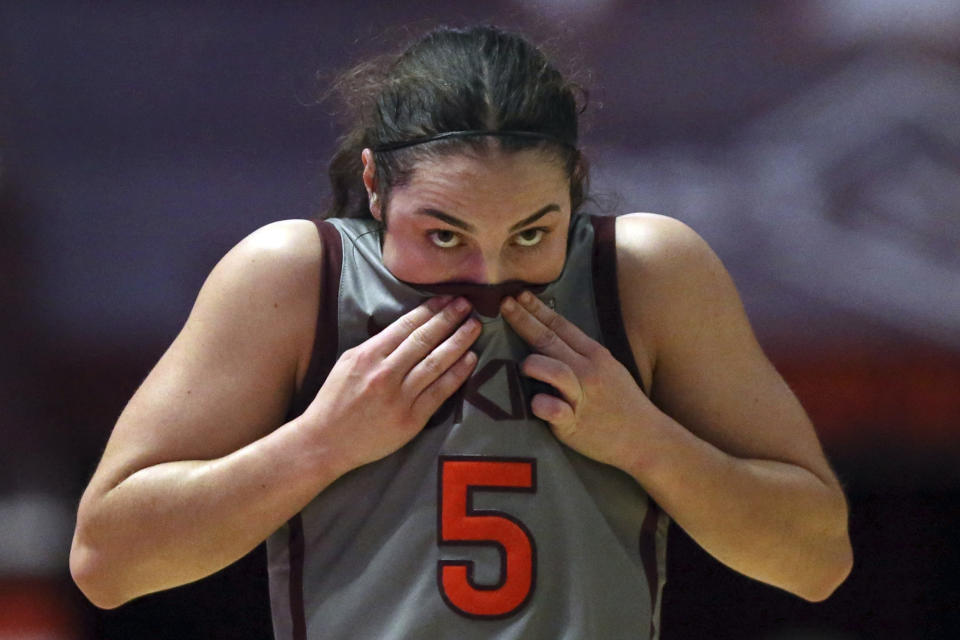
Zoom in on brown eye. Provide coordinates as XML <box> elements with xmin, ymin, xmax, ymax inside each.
<box><xmin>514</xmin><ymin>228</ymin><xmax>545</xmax><ymax>247</ymax></box>
<box><xmin>429</xmin><ymin>229</ymin><xmax>462</xmax><ymax>248</ymax></box>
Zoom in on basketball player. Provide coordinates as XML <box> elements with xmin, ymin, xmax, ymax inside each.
<box><xmin>70</xmin><ymin>26</ymin><xmax>852</xmax><ymax>639</ymax></box>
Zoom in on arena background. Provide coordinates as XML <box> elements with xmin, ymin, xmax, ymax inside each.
<box><xmin>1</xmin><ymin>1</ymin><xmax>958</xmax><ymax>638</ymax></box>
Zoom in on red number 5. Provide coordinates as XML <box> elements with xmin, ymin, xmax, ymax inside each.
<box><xmin>437</xmin><ymin>456</ymin><xmax>537</xmax><ymax>619</ymax></box>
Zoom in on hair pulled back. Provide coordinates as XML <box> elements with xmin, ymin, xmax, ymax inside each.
<box><xmin>324</xmin><ymin>25</ymin><xmax>587</xmax><ymax>219</ymax></box>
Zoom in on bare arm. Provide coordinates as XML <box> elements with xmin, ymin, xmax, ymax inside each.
<box><xmin>70</xmin><ymin>220</ymin><xmax>331</xmax><ymax>608</ymax></box>
<box><xmin>615</xmin><ymin>214</ymin><xmax>852</xmax><ymax>601</ymax></box>
<box><xmin>70</xmin><ymin>220</ymin><xmax>479</xmax><ymax>608</ymax></box>
<box><xmin>500</xmin><ymin>213</ymin><xmax>851</xmax><ymax>601</ymax></box>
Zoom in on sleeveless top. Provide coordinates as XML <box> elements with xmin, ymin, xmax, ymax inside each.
<box><xmin>266</xmin><ymin>214</ymin><xmax>669</xmax><ymax>639</ymax></box>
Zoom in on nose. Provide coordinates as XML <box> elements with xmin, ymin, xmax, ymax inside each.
<box><xmin>459</xmin><ymin>250</ymin><xmax>504</xmax><ymax>285</ymax></box>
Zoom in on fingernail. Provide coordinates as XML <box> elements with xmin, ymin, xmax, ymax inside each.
<box><xmin>453</xmin><ymin>297</ymin><xmax>470</xmax><ymax>313</ymax></box>
<box><xmin>502</xmin><ymin>297</ymin><xmax>516</xmax><ymax>312</ymax></box>
<box><xmin>519</xmin><ymin>291</ymin><xmax>534</xmax><ymax>305</ymax></box>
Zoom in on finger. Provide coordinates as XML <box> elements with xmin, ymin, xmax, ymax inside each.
<box><xmin>514</xmin><ymin>290</ymin><xmax>599</xmax><ymax>357</ymax></box>
<box><xmin>384</xmin><ymin>297</ymin><xmax>473</xmax><ymax>373</ymax></box>
<box><xmin>529</xmin><ymin>393</ymin><xmax>575</xmax><ymax>429</ymax></box>
<box><xmin>370</xmin><ymin>296</ymin><xmax>453</xmax><ymax>355</ymax></box>
<box><xmin>402</xmin><ymin>316</ymin><xmax>482</xmax><ymax>396</ymax></box>
<box><xmin>412</xmin><ymin>350</ymin><xmax>477</xmax><ymax>422</ymax></box>
<box><xmin>521</xmin><ymin>354</ymin><xmax>582</xmax><ymax>408</ymax></box>
<box><xmin>501</xmin><ymin>295</ymin><xmax>581</xmax><ymax>363</ymax></box>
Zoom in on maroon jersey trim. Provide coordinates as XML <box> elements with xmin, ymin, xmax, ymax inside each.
<box><xmin>286</xmin><ymin>219</ymin><xmax>344</xmax><ymax>419</ymax></box>
<box><xmin>641</xmin><ymin>503</ymin><xmax>663</xmax><ymax>640</ymax></box>
<box><xmin>590</xmin><ymin>214</ymin><xmax>662</xmax><ymax>636</ymax></box>
<box><xmin>285</xmin><ymin>219</ymin><xmax>344</xmax><ymax>640</ymax></box>
<box><xmin>589</xmin><ymin>215</ymin><xmax>645</xmax><ymax>394</ymax></box>
<box><xmin>288</xmin><ymin>514</ymin><xmax>306</xmax><ymax>640</ymax></box>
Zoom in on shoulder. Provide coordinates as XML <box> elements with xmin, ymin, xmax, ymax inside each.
<box><xmin>202</xmin><ymin>219</ymin><xmax>325</xmax><ymax>320</ymax></box>
<box><xmin>613</xmin><ymin>212</ymin><xmax>733</xmax><ymax>313</ymax></box>
<box><xmin>192</xmin><ymin>218</ymin><xmax>325</xmax><ymax>386</ymax></box>
<box><xmin>214</xmin><ymin>218</ymin><xmax>323</xmax><ymax>290</ymax></box>
<box><xmin>613</xmin><ymin>212</ymin><xmax>720</xmax><ymax>278</ymax></box>
<box><xmin>84</xmin><ymin>220</ymin><xmax>328</xmax><ymax>494</ymax></box>
<box><xmin>611</xmin><ymin>213</ymin><xmax>744</xmax><ymax>384</ymax></box>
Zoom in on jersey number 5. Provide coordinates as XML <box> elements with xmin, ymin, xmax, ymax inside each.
<box><xmin>437</xmin><ymin>456</ymin><xmax>537</xmax><ymax>619</ymax></box>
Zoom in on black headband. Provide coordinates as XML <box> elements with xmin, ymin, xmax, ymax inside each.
<box><xmin>370</xmin><ymin>129</ymin><xmax>577</xmax><ymax>153</ymax></box>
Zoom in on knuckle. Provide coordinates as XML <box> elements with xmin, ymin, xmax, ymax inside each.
<box><xmin>533</xmin><ymin>330</ymin><xmax>558</xmax><ymax>352</ymax></box>
<box><xmin>519</xmin><ymin>356</ymin><xmax>536</xmax><ymax>376</ymax></box>
<box><xmin>338</xmin><ymin>346</ymin><xmax>357</xmax><ymax>366</ymax></box>
<box><xmin>396</xmin><ymin>314</ymin><xmax>420</xmax><ymax>335</ymax></box>
<box><xmin>442</xmin><ymin>304</ymin><xmax>464</xmax><ymax>323</ymax></box>
<box><xmin>576</xmin><ymin>360</ymin><xmax>597</xmax><ymax>382</ymax></box>
<box><xmin>450</xmin><ymin>331</ymin><xmax>470</xmax><ymax>351</ymax></box>
<box><xmin>432</xmin><ymin>379</ymin><xmax>455</xmax><ymax>401</ymax></box>
<box><xmin>418</xmin><ymin>385</ymin><xmax>446</xmax><ymax>414</ymax></box>
<box><xmin>551</xmin><ymin>403</ymin><xmax>570</xmax><ymax>422</ymax></box>
<box><xmin>420</xmin><ymin>354</ymin><xmax>444</xmax><ymax>378</ymax></box>
<box><xmin>579</xmin><ymin>371</ymin><xmax>599</xmax><ymax>390</ymax></box>
<box><xmin>453</xmin><ymin>324</ymin><xmax>478</xmax><ymax>348</ymax></box>
<box><xmin>341</xmin><ymin>346</ymin><xmax>369</xmax><ymax>371</ymax></box>
<box><xmin>533</xmin><ymin>395</ymin><xmax>560</xmax><ymax>419</ymax></box>
<box><xmin>579</xmin><ymin>364</ymin><xmax>604</xmax><ymax>390</ymax></box>
<box><xmin>367</xmin><ymin>365</ymin><xmax>393</xmax><ymax>388</ymax></box>
<box><xmin>409</xmin><ymin>326</ymin><xmax>434</xmax><ymax>350</ymax></box>
<box><xmin>440</xmin><ymin>361</ymin><xmax>470</xmax><ymax>391</ymax></box>
<box><xmin>587</xmin><ymin>342</ymin><xmax>609</xmax><ymax>360</ymax></box>
<box><xmin>456</xmin><ymin>354</ymin><xmax>477</xmax><ymax>376</ymax></box>
<box><xmin>545</xmin><ymin>313</ymin><xmax>565</xmax><ymax>333</ymax></box>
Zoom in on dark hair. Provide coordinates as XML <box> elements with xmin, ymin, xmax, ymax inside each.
<box><xmin>323</xmin><ymin>25</ymin><xmax>588</xmax><ymax>220</ymax></box>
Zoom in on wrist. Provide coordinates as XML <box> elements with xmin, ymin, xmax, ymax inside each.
<box><xmin>617</xmin><ymin>402</ymin><xmax>674</xmax><ymax>486</ymax></box>
<box><xmin>282</xmin><ymin>412</ymin><xmax>358</xmax><ymax>487</ymax></box>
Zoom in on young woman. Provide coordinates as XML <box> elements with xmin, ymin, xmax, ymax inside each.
<box><xmin>70</xmin><ymin>25</ymin><xmax>852</xmax><ymax>639</ymax></box>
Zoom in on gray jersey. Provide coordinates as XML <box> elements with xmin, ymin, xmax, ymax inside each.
<box><xmin>267</xmin><ymin>214</ymin><xmax>669</xmax><ymax>639</ymax></box>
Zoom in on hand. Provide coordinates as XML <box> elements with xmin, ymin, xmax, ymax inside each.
<box><xmin>303</xmin><ymin>296</ymin><xmax>480</xmax><ymax>473</ymax></box>
<box><xmin>501</xmin><ymin>291</ymin><xmax>651</xmax><ymax>469</ymax></box>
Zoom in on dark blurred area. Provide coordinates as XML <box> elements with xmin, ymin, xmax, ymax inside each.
<box><xmin>1</xmin><ymin>1</ymin><xmax>958</xmax><ymax>638</ymax></box>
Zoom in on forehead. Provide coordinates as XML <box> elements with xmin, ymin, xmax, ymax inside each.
<box><xmin>390</xmin><ymin>148</ymin><xmax>570</xmax><ymax>214</ymax></box>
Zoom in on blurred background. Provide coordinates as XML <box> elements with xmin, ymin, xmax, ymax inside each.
<box><xmin>1</xmin><ymin>1</ymin><xmax>958</xmax><ymax>638</ymax></box>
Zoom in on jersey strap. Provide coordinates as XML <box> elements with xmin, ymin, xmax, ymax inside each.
<box><xmin>281</xmin><ymin>219</ymin><xmax>344</xmax><ymax>640</ymax></box>
<box><xmin>286</xmin><ymin>219</ymin><xmax>344</xmax><ymax>419</ymax></box>
<box><xmin>590</xmin><ymin>215</ymin><xmax>645</xmax><ymax>394</ymax></box>
<box><xmin>590</xmin><ymin>214</ymin><xmax>665</xmax><ymax>638</ymax></box>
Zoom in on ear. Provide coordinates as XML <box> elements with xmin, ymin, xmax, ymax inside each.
<box><xmin>361</xmin><ymin>148</ymin><xmax>382</xmax><ymax>221</ymax></box>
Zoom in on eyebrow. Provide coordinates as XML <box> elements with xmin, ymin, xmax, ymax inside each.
<box><xmin>416</xmin><ymin>204</ymin><xmax>561</xmax><ymax>233</ymax></box>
